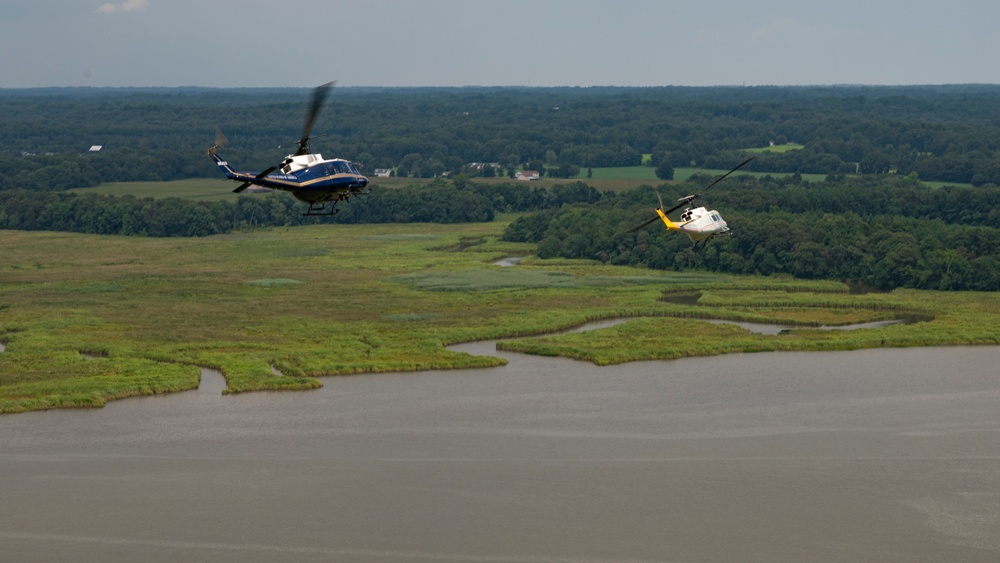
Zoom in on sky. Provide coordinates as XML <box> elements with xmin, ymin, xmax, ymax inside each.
<box><xmin>2</xmin><ymin>0</ymin><xmax>999</xmax><ymax>88</ymax></box>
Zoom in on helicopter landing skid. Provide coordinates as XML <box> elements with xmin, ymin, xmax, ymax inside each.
<box><xmin>304</xmin><ymin>201</ymin><xmax>341</xmax><ymax>216</ymax></box>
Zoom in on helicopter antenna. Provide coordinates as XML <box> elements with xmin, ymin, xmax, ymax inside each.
<box><xmin>295</xmin><ymin>81</ymin><xmax>335</xmax><ymax>156</ymax></box>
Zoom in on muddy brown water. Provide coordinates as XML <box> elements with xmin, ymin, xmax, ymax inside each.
<box><xmin>1</xmin><ymin>332</ymin><xmax>999</xmax><ymax>562</ymax></box>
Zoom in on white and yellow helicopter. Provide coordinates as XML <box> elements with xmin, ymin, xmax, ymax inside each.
<box><xmin>629</xmin><ymin>157</ymin><xmax>755</xmax><ymax>244</ymax></box>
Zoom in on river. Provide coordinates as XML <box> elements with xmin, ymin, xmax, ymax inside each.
<box><xmin>1</xmin><ymin>333</ymin><xmax>999</xmax><ymax>562</ymax></box>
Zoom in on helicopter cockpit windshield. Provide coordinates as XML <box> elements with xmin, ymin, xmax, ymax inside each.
<box><xmin>328</xmin><ymin>160</ymin><xmax>362</xmax><ymax>175</ymax></box>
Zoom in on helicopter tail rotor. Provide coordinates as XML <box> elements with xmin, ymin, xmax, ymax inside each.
<box><xmin>214</xmin><ymin>129</ymin><xmax>229</xmax><ymax>150</ymax></box>
<box><xmin>207</xmin><ymin>128</ymin><xmax>229</xmax><ymax>157</ymax></box>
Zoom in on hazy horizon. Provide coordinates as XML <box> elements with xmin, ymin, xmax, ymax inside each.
<box><xmin>3</xmin><ymin>1</ymin><xmax>999</xmax><ymax>89</ymax></box>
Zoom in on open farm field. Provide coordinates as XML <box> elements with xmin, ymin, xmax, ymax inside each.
<box><xmin>570</xmin><ymin>166</ymin><xmax>828</xmax><ymax>189</ymax></box>
<box><xmin>363</xmin><ymin>165</ymin><xmax>956</xmax><ymax>190</ymax></box>
<box><xmin>70</xmin><ymin>178</ymin><xmax>240</xmax><ymax>201</ymax></box>
<box><xmin>583</xmin><ymin>166</ymin><xmax>658</xmax><ymax>180</ymax></box>
<box><xmin>331</xmin><ymin>167</ymin><xmax>817</xmax><ymax>192</ymax></box>
<box><xmin>745</xmin><ymin>143</ymin><xmax>805</xmax><ymax>153</ymax></box>
<box><xmin>73</xmin><ymin>178</ymin><xmax>419</xmax><ymax>200</ymax></box>
<box><xmin>2</xmin><ymin>222</ymin><xmax>999</xmax><ymax>414</ymax></box>
<box><xmin>65</xmin><ymin>167</ymin><xmax>961</xmax><ymax>203</ymax></box>
<box><xmin>565</xmin><ymin>164</ymin><xmax>828</xmax><ymax>187</ymax></box>
<box><xmin>72</xmin><ymin>175</ymin><xmax>665</xmax><ymax>197</ymax></box>
<box><xmin>672</xmin><ymin>167</ymin><xmax>827</xmax><ymax>184</ymax></box>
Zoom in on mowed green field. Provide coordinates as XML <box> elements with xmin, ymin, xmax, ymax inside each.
<box><xmin>74</xmin><ymin>175</ymin><xmax>666</xmax><ymax>198</ymax></box>
<box><xmin>70</xmin><ymin>178</ymin><xmax>241</xmax><ymax>201</ymax></box>
<box><xmin>572</xmin><ymin>166</ymin><xmax>829</xmax><ymax>188</ymax></box>
<box><xmin>745</xmin><ymin>143</ymin><xmax>805</xmax><ymax>153</ymax></box>
<box><xmin>69</xmin><ymin>166</ymin><xmax>809</xmax><ymax>201</ymax></box>
<box><xmin>3</xmin><ymin>222</ymin><xmax>999</xmax><ymax>413</ymax></box>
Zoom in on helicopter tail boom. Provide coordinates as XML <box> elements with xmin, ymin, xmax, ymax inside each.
<box><xmin>655</xmin><ymin>207</ymin><xmax>681</xmax><ymax>231</ymax></box>
<box><xmin>207</xmin><ymin>149</ymin><xmax>260</xmax><ymax>193</ymax></box>
<box><xmin>207</xmin><ymin>149</ymin><xmax>239</xmax><ymax>180</ymax></box>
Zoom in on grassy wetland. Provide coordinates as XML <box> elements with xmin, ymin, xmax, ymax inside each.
<box><xmin>2</xmin><ymin>221</ymin><xmax>999</xmax><ymax>414</ymax></box>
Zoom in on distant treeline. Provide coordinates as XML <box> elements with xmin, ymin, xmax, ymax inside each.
<box><xmin>7</xmin><ymin>85</ymin><xmax>1000</xmax><ymax>187</ymax></box>
<box><xmin>501</xmin><ymin>174</ymin><xmax>1000</xmax><ymax>291</ymax></box>
<box><xmin>0</xmin><ymin>179</ymin><xmax>601</xmax><ymax>236</ymax></box>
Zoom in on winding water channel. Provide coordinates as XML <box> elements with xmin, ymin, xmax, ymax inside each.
<box><xmin>1</xmin><ymin>324</ymin><xmax>999</xmax><ymax>562</ymax></box>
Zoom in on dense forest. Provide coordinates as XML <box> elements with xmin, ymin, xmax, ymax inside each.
<box><xmin>502</xmin><ymin>175</ymin><xmax>1000</xmax><ymax>291</ymax></box>
<box><xmin>6</xmin><ymin>85</ymin><xmax>1000</xmax><ymax>188</ymax></box>
<box><xmin>4</xmin><ymin>85</ymin><xmax>1000</xmax><ymax>291</ymax></box>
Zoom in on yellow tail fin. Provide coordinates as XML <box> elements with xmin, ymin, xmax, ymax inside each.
<box><xmin>656</xmin><ymin>208</ymin><xmax>680</xmax><ymax>231</ymax></box>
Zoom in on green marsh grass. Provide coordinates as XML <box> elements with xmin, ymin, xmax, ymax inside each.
<box><xmin>2</xmin><ymin>222</ymin><xmax>999</xmax><ymax>413</ymax></box>
<box><xmin>244</xmin><ymin>278</ymin><xmax>305</xmax><ymax>288</ymax></box>
<box><xmin>497</xmin><ymin>288</ymin><xmax>1000</xmax><ymax>364</ymax></box>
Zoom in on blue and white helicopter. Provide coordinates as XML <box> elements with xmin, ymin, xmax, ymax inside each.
<box><xmin>207</xmin><ymin>82</ymin><xmax>369</xmax><ymax>216</ymax></box>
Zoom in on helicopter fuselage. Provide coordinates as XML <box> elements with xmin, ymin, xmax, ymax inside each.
<box><xmin>657</xmin><ymin>206</ymin><xmax>729</xmax><ymax>243</ymax></box>
<box><xmin>630</xmin><ymin>157</ymin><xmax>751</xmax><ymax>245</ymax></box>
<box><xmin>209</xmin><ymin>150</ymin><xmax>369</xmax><ymax>204</ymax></box>
<box><xmin>205</xmin><ymin>83</ymin><xmax>369</xmax><ymax>216</ymax></box>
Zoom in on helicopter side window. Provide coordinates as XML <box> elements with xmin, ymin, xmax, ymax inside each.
<box><xmin>331</xmin><ymin>161</ymin><xmax>350</xmax><ymax>174</ymax></box>
<box><xmin>348</xmin><ymin>162</ymin><xmax>361</xmax><ymax>175</ymax></box>
<box><xmin>711</xmin><ymin>214</ymin><xmax>721</xmax><ymax>222</ymax></box>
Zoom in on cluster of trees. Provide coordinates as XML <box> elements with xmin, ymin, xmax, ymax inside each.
<box><xmin>502</xmin><ymin>175</ymin><xmax>1000</xmax><ymax>291</ymax></box>
<box><xmin>8</xmin><ymin>85</ymin><xmax>1000</xmax><ymax>188</ymax></box>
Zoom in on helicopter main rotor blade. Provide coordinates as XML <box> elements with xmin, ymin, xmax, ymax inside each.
<box><xmin>699</xmin><ymin>156</ymin><xmax>756</xmax><ymax>194</ymax></box>
<box><xmin>295</xmin><ymin>81</ymin><xmax>335</xmax><ymax>156</ymax></box>
<box><xmin>628</xmin><ymin>214</ymin><xmax>662</xmax><ymax>233</ymax></box>
<box><xmin>659</xmin><ymin>156</ymin><xmax>756</xmax><ymax>214</ymax></box>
